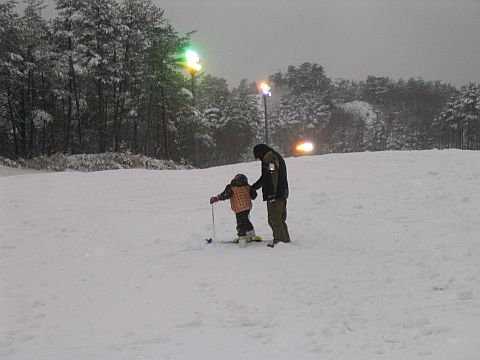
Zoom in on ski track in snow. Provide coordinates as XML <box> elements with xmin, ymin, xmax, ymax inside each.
<box><xmin>1</xmin><ymin>150</ymin><xmax>480</xmax><ymax>359</ymax></box>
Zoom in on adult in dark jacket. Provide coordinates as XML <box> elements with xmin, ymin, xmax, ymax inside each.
<box><xmin>252</xmin><ymin>144</ymin><xmax>290</xmax><ymax>247</ymax></box>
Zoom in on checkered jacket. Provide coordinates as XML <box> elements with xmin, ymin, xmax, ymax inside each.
<box><xmin>217</xmin><ymin>177</ymin><xmax>257</xmax><ymax>214</ymax></box>
<box><xmin>229</xmin><ymin>186</ymin><xmax>252</xmax><ymax>213</ymax></box>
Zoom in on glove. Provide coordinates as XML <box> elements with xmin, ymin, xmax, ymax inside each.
<box><xmin>210</xmin><ymin>196</ymin><xmax>219</xmax><ymax>204</ymax></box>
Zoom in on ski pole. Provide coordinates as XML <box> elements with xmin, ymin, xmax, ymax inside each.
<box><xmin>211</xmin><ymin>203</ymin><xmax>216</xmax><ymax>242</ymax></box>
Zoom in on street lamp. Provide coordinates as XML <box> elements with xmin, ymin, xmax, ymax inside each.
<box><xmin>184</xmin><ymin>49</ymin><xmax>202</xmax><ymax>165</ymax></box>
<box><xmin>185</xmin><ymin>49</ymin><xmax>201</xmax><ymax>102</ymax></box>
<box><xmin>259</xmin><ymin>82</ymin><xmax>271</xmax><ymax>145</ymax></box>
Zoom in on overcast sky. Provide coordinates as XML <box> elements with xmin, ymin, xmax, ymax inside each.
<box><xmin>157</xmin><ymin>0</ymin><xmax>480</xmax><ymax>88</ymax></box>
<box><xmin>22</xmin><ymin>0</ymin><xmax>480</xmax><ymax>88</ymax></box>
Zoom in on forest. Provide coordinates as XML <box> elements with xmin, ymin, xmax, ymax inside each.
<box><xmin>1</xmin><ymin>0</ymin><xmax>479</xmax><ymax>168</ymax></box>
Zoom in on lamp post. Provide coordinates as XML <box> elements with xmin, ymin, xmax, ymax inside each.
<box><xmin>259</xmin><ymin>82</ymin><xmax>271</xmax><ymax>145</ymax></box>
<box><xmin>185</xmin><ymin>49</ymin><xmax>202</xmax><ymax>165</ymax></box>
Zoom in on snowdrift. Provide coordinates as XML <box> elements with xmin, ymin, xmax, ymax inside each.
<box><xmin>0</xmin><ymin>153</ymin><xmax>192</xmax><ymax>172</ymax></box>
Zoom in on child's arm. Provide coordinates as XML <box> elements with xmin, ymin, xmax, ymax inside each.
<box><xmin>210</xmin><ymin>184</ymin><xmax>233</xmax><ymax>204</ymax></box>
<box><xmin>217</xmin><ymin>184</ymin><xmax>233</xmax><ymax>200</ymax></box>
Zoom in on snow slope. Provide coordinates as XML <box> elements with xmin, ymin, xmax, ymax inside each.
<box><xmin>0</xmin><ymin>165</ymin><xmax>43</xmax><ymax>177</ymax></box>
<box><xmin>1</xmin><ymin>150</ymin><xmax>480</xmax><ymax>360</ymax></box>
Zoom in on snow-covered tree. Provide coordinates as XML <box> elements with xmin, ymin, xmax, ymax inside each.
<box><xmin>145</xmin><ymin>18</ymin><xmax>192</xmax><ymax>159</ymax></box>
<box><xmin>76</xmin><ymin>0</ymin><xmax>120</xmax><ymax>152</ymax></box>
<box><xmin>19</xmin><ymin>0</ymin><xmax>54</xmax><ymax>157</ymax></box>
<box><xmin>184</xmin><ymin>75</ymin><xmax>262</xmax><ymax>167</ymax></box>
<box><xmin>266</xmin><ymin>64</ymin><xmax>333</xmax><ymax>155</ymax></box>
<box><xmin>0</xmin><ymin>1</ymin><xmax>24</xmax><ymax>157</ymax></box>
<box><xmin>52</xmin><ymin>0</ymin><xmax>85</xmax><ymax>154</ymax></box>
<box><xmin>434</xmin><ymin>83</ymin><xmax>480</xmax><ymax>150</ymax></box>
<box><xmin>272</xmin><ymin>92</ymin><xmax>331</xmax><ymax>154</ymax></box>
<box><xmin>0</xmin><ymin>4</ymin><xmax>471</xmax><ymax>167</ymax></box>
<box><xmin>285</xmin><ymin>62</ymin><xmax>331</xmax><ymax>96</ymax></box>
<box><xmin>216</xmin><ymin>91</ymin><xmax>261</xmax><ymax>165</ymax></box>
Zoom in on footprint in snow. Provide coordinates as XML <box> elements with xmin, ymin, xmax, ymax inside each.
<box><xmin>456</xmin><ymin>290</ymin><xmax>473</xmax><ymax>301</ymax></box>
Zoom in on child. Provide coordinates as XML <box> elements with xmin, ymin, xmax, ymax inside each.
<box><xmin>210</xmin><ymin>173</ymin><xmax>262</xmax><ymax>242</ymax></box>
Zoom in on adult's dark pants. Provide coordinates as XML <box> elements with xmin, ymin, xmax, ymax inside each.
<box><xmin>236</xmin><ymin>210</ymin><xmax>254</xmax><ymax>236</ymax></box>
<box><xmin>267</xmin><ymin>198</ymin><xmax>290</xmax><ymax>243</ymax></box>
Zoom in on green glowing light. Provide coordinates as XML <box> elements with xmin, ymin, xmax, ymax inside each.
<box><xmin>185</xmin><ymin>49</ymin><xmax>201</xmax><ymax>72</ymax></box>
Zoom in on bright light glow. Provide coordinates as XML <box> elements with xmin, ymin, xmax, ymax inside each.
<box><xmin>260</xmin><ymin>82</ymin><xmax>271</xmax><ymax>96</ymax></box>
<box><xmin>296</xmin><ymin>142</ymin><xmax>314</xmax><ymax>153</ymax></box>
<box><xmin>185</xmin><ymin>50</ymin><xmax>201</xmax><ymax>72</ymax></box>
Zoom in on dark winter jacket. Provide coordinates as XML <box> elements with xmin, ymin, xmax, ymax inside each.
<box><xmin>218</xmin><ymin>174</ymin><xmax>258</xmax><ymax>214</ymax></box>
<box><xmin>252</xmin><ymin>144</ymin><xmax>289</xmax><ymax>201</ymax></box>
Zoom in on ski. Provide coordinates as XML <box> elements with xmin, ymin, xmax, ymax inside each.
<box><xmin>219</xmin><ymin>239</ymin><xmax>266</xmax><ymax>244</ymax></box>
<box><xmin>205</xmin><ymin>238</ymin><xmax>266</xmax><ymax>244</ymax></box>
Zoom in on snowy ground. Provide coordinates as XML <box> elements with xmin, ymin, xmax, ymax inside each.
<box><xmin>1</xmin><ymin>150</ymin><xmax>480</xmax><ymax>360</ymax></box>
<box><xmin>0</xmin><ymin>165</ymin><xmax>44</xmax><ymax>177</ymax></box>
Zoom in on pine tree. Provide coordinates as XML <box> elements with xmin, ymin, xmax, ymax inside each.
<box><xmin>52</xmin><ymin>0</ymin><xmax>84</xmax><ymax>154</ymax></box>
<box><xmin>218</xmin><ymin>89</ymin><xmax>261</xmax><ymax>165</ymax></box>
<box><xmin>19</xmin><ymin>0</ymin><xmax>52</xmax><ymax>157</ymax></box>
<box><xmin>146</xmin><ymin>23</ymin><xmax>194</xmax><ymax>159</ymax></box>
<box><xmin>76</xmin><ymin>0</ymin><xmax>120</xmax><ymax>152</ymax></box>
<box><xmin>434</xmin><ymin>83</ymin><xmax>480</xmax><ymax>150</ymax></box>
<box><xmin>273</xmin><ymin>92</ymin><xmax>331</xmax><ymax>155</ymax></box>
<box><xmin>0</xmin><ymin>1</ymin><xmax>23</xmax><ymax>157</ymax></box>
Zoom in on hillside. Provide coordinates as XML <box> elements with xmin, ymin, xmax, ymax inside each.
<box><xmin>1</xmin><ymin>150</ymin><xmax>479</xmax><ymax>359</ymax></box>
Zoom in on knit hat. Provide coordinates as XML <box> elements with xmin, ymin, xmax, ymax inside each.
<box><xmin>253</xmin><ymin>144</ymin><xmax>272</xmax><ymax>160</ymax></box>
<box><xmin>231</xmin><ymin>173</ymin><xmax>248</xmax><ymax>186</ymax></box>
